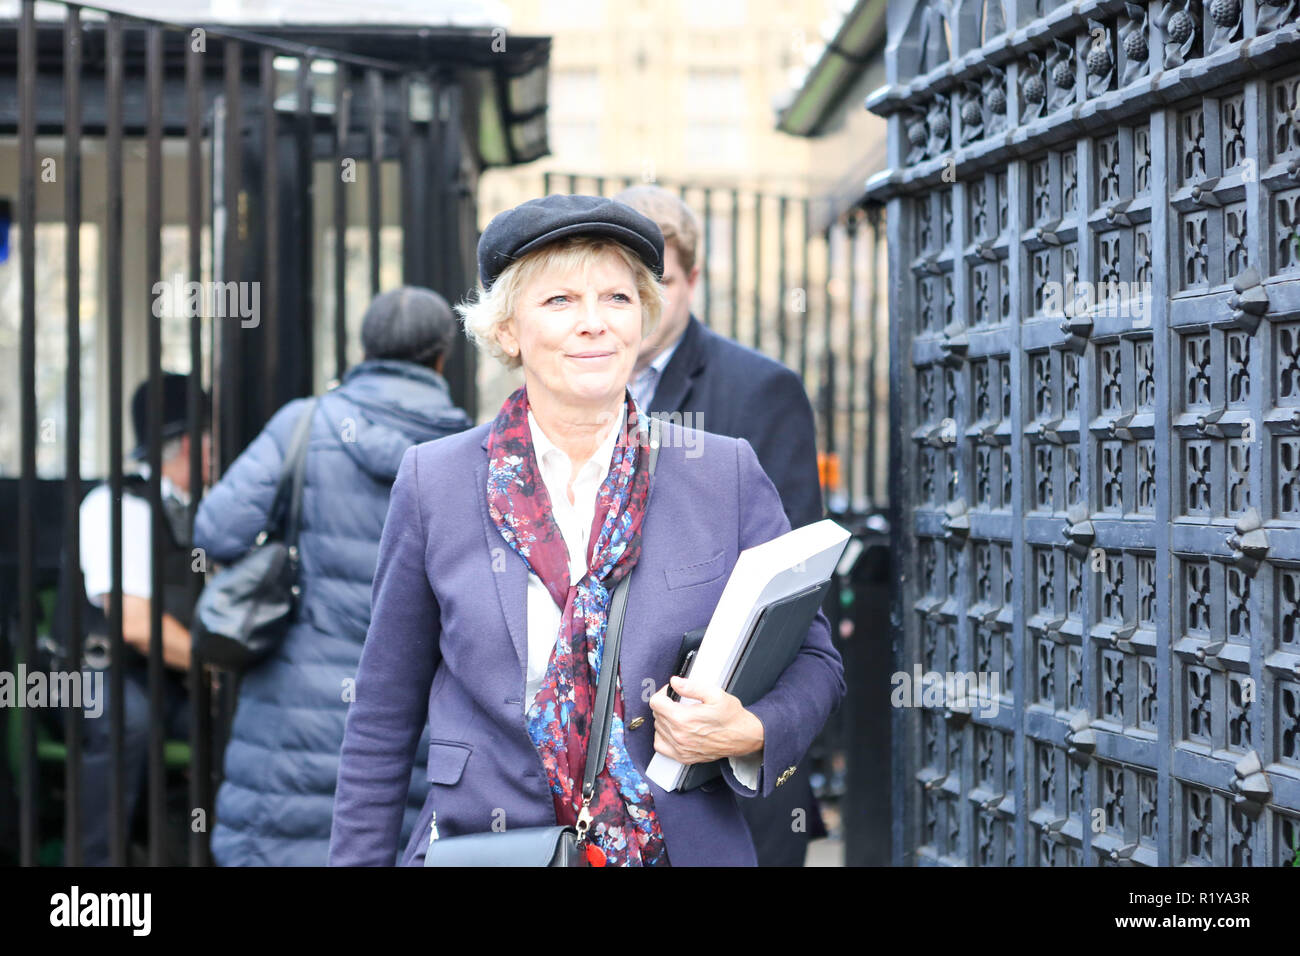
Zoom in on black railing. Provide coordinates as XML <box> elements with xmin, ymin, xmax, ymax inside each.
<box><xmin>2</xmin><ymin>0</ymin><xmax>481</xmax><ymax>865</ymax></box>
<box><xmin>541</xmin><ymin>172</ymin><xmax>889</xmax><ymax>515</ymax></box>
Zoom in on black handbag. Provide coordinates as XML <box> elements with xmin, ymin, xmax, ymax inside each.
<box><xmin>191</xmin><ymin>398</ymin><xmax>317</xmax><ymax>673</ymax></box>
<box><xmin>425</xmin><ymin>414</ymin><xmax>660</xmax><ymax>867</ymax></box>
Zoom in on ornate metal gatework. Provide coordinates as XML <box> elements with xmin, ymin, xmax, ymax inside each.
<box><xmin>868</xmin><ymin>0</ymin><xmax>1300</xmax><ymax>864</ymax></box>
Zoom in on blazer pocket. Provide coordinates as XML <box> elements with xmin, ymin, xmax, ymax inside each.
<box><xmin>664</xmin><ymin>550</ymin><xmax>727</xmax><ymax>590</ymax></box>
<box><xmin>426</xmin><ymin>740</ymin><xmax>472</xmax><ymax>785</ymax></box>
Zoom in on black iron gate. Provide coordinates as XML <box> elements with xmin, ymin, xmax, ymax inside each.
<box><xmin>869</xmin><ymin>0</ymin><xmax>1300</xmax><ymax>865</ymax></box>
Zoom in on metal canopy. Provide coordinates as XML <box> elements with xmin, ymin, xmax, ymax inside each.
<box><xmin>0</xmin><ymin>2</ymin><xmax>551</xmax><ymax>166</ymax></box>
<box><xmin>0</xmin><ymin>0</ymin><xmax>510</xmax><ymax>28</ymax></box>
<box><xmin>775</xmin><ymin>0</ymin><xmax>888</xmax><ymax>138</ymax></box>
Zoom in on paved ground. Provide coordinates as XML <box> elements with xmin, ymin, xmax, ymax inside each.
<box><xmin>803</xmin><ymin>799</ymin><xmax>844</xmax><ymax>866</ymax></box>
<box><xmin>805</xmin><ymin>836</ymin><xmax>845</xmax><ymax>866</ymax></box>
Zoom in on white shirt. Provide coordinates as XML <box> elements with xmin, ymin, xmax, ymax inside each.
<box><xmin>523</xmin><ymin>402</ymin><xmax>762</xmax><ymax>789</ymax></box>
<box><xmin>629</xmin><ymin>329</ymin><xmax>685</xmax><ymax>411</ymax></box>
<box><xmin>79</xmin><ymin>464</ymin><xmax>187</xmax><ymax>608</ymax></box>
<box><xmin>523</xmin><ymin>403</ymin><xmax>626</xmax><ymax>712</ymax></box>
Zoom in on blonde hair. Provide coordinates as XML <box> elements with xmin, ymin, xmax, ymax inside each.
<box><xmin>612</xmin><ymin>185</ymin><xmax>701</xmax><ymax>274</ymax></box>
<box><xmin>457</xmin><ymin>236</ymin><xmax>665</xmax><ymax>371</ymax></box>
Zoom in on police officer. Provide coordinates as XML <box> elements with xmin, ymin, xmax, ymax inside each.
<box><xmin>76</xmin><ymin>372</ymin><xmax>210</xmax><ymax>865</ymax></box>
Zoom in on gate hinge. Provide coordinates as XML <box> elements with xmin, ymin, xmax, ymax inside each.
<box><xmin>1194</xmin><ymin>640</ymin><xmax>1227</xmax><ymax>666</ymax></box>
<box><xmin>939</xmin><ymin>321</ymin><xmax>969</xmax><ymax>365</ymax></box>
<box><xmin>921</xmin><ymin>772</ymin><xmax>948</xmax><ymax>791</ymax></box>
<box><xmin>1065</xmin><ymin>711</ymin><xmax>1096</xmax><ymax>763</ymax></box>
<box><xmin>1194</xmin><ymin>405</ymin><xmax>1227</xmax><ymax>437</ymax></box>
<box><xmin>1104</xmin><ymin>201</ymin><xmax>1133</xmax><ymax>227</ymax></box>
<box><xmin>1109</xmin><ymin>622</ymin><xmax>1138</xmax><ymax>650</ymax></box>
<box><xmin>1224</xmin><ymin>506</ymin><xmax>1269</xmax><ymax>574</ymax></box>
<box><xmin>1059</xmin><ymin>314</ymin><xmax>1091</xmax><ymax>352</ymax></box>
<box><xmin>1062</xmin><ymin>502</ymin><xmax>1095</xmax><ymax>557</ymax></box>
<box><xmin>1190</xmin><ymin>178</ymin><xmax>1222</xmax><ymax>207</ymax></box>
<box><xmin>924</xmin><ymin>418</ymin><xmax>958</xmax><ymax>447</ymax></box>
<box><xmin>942</xmin><ymin>498</ymin><xmax>970</xmax><ymax>541</ymax></box>
<box><xmin>943</xmin><ymin>700</ymin><xmax>972</xmax><ymax>725</ymax></box>
<box><xmin>1107</xmin><ymin>412</ymin><xmax>1135</xmax><ymax>441</ymax></box>
<box><xmin>1214</xmin><ymin>267</ymin><xmax>1269</xmax><ymax>334</ymax></box>
<box><xmin>1042</xmin><ymin>617</ymin><xmax>1067</xmax><ymax>642</ymax></box>
<box><xmin>1032</xmin><ymin>417</ymin><xmax>1064</xmax><ymax>444</ymax></box>
<box><xmin>1109</xmin><ymin>842</ymin><xmax>1139</xmax><ymax>863</ymax></box>
<box><xmin>1230</xmin><ymin>751</ymin><xmax>1272</xmax><ymax>813</ymax></box>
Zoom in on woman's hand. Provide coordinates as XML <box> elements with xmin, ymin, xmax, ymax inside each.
<box><xmin>647</xmin><ymin>676</ymin><xmax>764</xmax><ymax>764</ymax></box>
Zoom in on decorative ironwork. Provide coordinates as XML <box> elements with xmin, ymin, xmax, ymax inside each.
<box><xmin>1154</xmin><ymin>0</ymin><xmax>1200</xmax><ymax>69</ymax></box>
<box><xmin>1021</xmin><ymin>52</ymin><xmax>1048</xmax><ymax>123</ymax></box>
<box><xmin>1119</xmin><ymin>4</ymin><xmax>1151</xmax><ymax>87</ymax></box>
<box><xmin>878</xmin><ymin>0</ymin><xmax>1300</xmax><ymax>865</ymax></box>
<box><xmin>1085</xmin><ymin>20</ymin><xmax>1117</xmax><ymax>98</ymax></box>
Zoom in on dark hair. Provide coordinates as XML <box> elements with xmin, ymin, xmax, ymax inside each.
<box><xmin>360</xmin><ymin>286</ymin><xmax>456</xmax><ymax>370</ymax></box>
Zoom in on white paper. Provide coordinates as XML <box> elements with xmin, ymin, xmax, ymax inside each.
<box><xmin>646</xmin><ymin>519</ymin><xmax>851</xmax><ymax>791</ymax></box>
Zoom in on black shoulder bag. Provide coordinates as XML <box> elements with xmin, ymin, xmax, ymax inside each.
<box><xmin>425</xmin><ymin>414</ymin><xmax>661</xmax><ymax>867</ymax></box>
<box><xmin>191</xmin><ymin>398</ymin><xmax>318</xmax><ymax>673</ymax></box>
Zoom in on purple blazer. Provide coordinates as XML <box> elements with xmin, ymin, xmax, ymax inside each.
<box><xmin>327</xmin><ymin>418</ymin><xmax>845</xmax><ymax>866</ymax></box>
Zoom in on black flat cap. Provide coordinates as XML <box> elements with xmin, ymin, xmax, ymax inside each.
<box><xmin>477</xmin><ymin>194</ymin><xmax>664</xmax><ymax>291</ymax></box>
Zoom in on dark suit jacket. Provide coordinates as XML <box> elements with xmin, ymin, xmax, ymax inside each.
<box><xmin>647</xmin><ymin>314</ymin><xmax>829</xmax><ymax>866</ymax></box>
<box><xmin>648</xmin><ymin>315</ymin><xmax>824</xmax><ymax>530</ymax></box>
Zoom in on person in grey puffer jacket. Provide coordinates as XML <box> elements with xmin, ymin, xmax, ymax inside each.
<box><xmin>194</xmin><ymin>287</ymin><xmax>472</xmax><ymax>866</ymax></box>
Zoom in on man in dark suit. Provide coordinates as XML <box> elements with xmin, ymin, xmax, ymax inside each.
<box><xmin>615</xmin><ymin>185</ymin><xmax>827</xmax><ymax>866</ymax></box>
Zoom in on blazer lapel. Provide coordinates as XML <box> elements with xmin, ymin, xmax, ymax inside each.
<box><xmin>620</xmin><ymin>453</ymin><xmax>664</xmax><ymax>708</ymax></box>
<box><xmin>648</xmin><ymin>314</ymin><xmax>708</xmax><ymax>414</ymax></box>
<box><xmin>474</xmin><ymin>451</ymin><xmax>530</xmax><ymax>681</ymax></box>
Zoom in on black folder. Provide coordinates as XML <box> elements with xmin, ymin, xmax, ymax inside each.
<box><xmin>668</xmin><ymin>578</ymin><xmax>833</xmax><ymax>792</ymax></box>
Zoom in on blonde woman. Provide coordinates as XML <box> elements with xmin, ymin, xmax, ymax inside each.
<box><xmin>328</xmin><ymin>196</ymin><xmax>844</xmax><ymax>866</ymax></box>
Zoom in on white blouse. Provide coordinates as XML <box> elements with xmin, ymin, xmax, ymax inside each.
<box><xmin>522</xmin><ymin>405</ymin><xmax>761</xmax><ymax>789</ymax></box>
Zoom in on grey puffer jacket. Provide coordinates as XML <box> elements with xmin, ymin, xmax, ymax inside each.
<box><xmin>194</xmin><ymin>359</ymin><xmax>472</xmax><ymax>866</ymax></box>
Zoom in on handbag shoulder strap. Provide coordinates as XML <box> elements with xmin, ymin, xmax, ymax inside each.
<box><xmin>264</xmin><ymin>397</ymin><xmax>318</xmax><ymax>544</ymax></box>
<box><xmin>583</xmin><ymin>413</ymin><xmax>661</xmax><ymax>803</ymax></box>
<box><xmin>283</xmin><ymin>397</ymin><xmax>318</xmax><ymax>548</ymax></box>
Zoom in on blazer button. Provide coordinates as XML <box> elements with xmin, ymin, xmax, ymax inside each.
<box><xmin>627</xmin><ymin>716</ymin><xmax>646</xmax><ymax>731</ymax></box>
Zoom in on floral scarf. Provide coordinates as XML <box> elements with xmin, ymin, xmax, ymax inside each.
<box><xmin>485</xmin><ymin>385</ymin><xmax>670</xmax><ymax>867</ymax></box>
